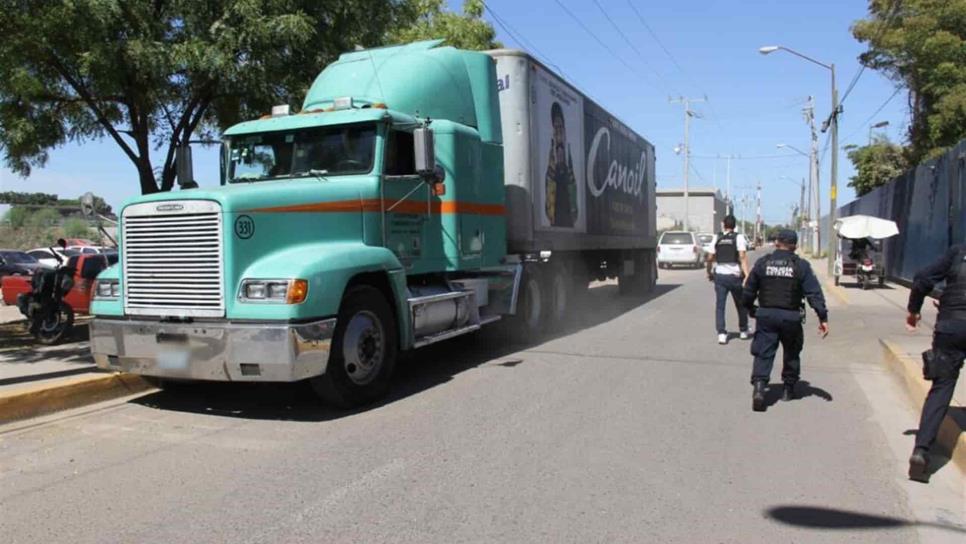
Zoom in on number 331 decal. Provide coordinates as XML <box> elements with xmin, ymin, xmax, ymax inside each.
<box><xmin>234</xmin><ymin>215</ymin><xmax>255</xmax><ymax>239</ymax></box>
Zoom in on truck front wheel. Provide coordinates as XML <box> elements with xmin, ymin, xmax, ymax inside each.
<box><xmin>310</xmin><ymin>286</ymin><xmax>398</xmax><ymax>408</ymax></box>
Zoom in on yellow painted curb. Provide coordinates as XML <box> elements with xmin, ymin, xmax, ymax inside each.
<box><xmin>824</xmin><ymin>280</ymin><xmax>850</xmax><ymax>306</ymax></box>
<box><xmin>0</xmin><ymin>372</ymin><xmax>152</xmax><ymax>424</ymax></box>
<box><xmin>880</xmin><ymin>339</ymin><xmax>966</xmax><ymax>474</ymax></box>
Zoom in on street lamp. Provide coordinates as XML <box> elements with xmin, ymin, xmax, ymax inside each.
<box><xmin>869</xmin><ymin>120</ymin><xmax>889</xmax><ymax>145</ymax></box>
<box><xmin>760</xmin><ymin>44</ymin><xmax>839</xmax><ymax>273</ymax></box>
<box><xmin>776</xmin><ymin>143</ymin><xmax>809</xmax><ymax>157</ymax></box>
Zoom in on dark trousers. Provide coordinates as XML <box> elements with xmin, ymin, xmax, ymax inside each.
<box><xmin>714</xmin><ymin>273</ymin><xmax>749</xmax><ymax>334</ymax></box>
<box><xmin>750</xmin><ymin>314</ymin><xmax>803</xmax><ymax>385</ymax></box>
<box><xmin>915</xmin><ymin>329</ymin><xmax>965</xmax><ymax>450</ymax></box>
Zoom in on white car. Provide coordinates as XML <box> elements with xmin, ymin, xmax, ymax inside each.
<box><xmin>657</xmin><ymin>231</ymin><xmax>703</xmax><ymax>269</ymax></box>
<box><xmin>26</xmin><ymin>247</ymin><xmax>80</xmax><ymax>269</ymax></box>
<box><xmin>697</xmin><ymin>233</ymin><xmax>715</xmax><ymax>255</ymax></box>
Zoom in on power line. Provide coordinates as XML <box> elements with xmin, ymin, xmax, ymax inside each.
<box><xmin>551</xmin><ymin>0</ymin><xmax>660</xmax><ymax>91</ymax></box>
<box><xmin>480</xmin><ymin>1</ymin><xmax>568</xmax><ymax>78</ymax></box>
<box><xmin>842</xmin><ymin>87</ymin><xmax>903</xmax><ymax>144</ymax></box>
<box><xmin>590</xmin><ymin>0</ymin><xmax>675</xmax><ymax>95</ymax></box>
<box><xmin>623</xmin><ymin>0</ymin><xmax>730</xmax><ymax>149</ymax></box>
<box><xmin>692</xmin><ymin>153</ymin><xmax>801</xmax><ymax>160</ymax></box>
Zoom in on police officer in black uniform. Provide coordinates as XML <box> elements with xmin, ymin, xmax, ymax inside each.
<box><xmin>742</xmin><ymin>230</ymin><xmax>829</xmax><ymax>412</ymax></box>
<box><xmin>905</xmin><ymin>244</ymin><xmax>966</xmax><ymax>483</ymax></box>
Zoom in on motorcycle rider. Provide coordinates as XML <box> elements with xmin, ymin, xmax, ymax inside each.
<box><xmin>742</xmin><ymin>229</ymin><xmax>829</xmax><ymax>412</ymax></box>
<box><xmin>905</xmin><ymin>244</ymin><xmax>966</xmax><ymax>483</ymax></box>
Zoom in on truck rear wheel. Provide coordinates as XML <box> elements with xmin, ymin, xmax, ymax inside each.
<box><xmin>549</xmin><ymin>265</ymin><xmax>570</xmax><ymax>328</ymax></box>
<box><xmin>310</xmin><ymin>286</ymin><xmax>398</xmax><ymax>408</ymax></box>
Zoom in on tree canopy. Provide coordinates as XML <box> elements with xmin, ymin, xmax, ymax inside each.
<box><xmin>846</xmin><ymin>137</ymin><xmax>909</xmax><ymax>196</ymax></box>
<box><xmin>852</xmin><ymin>0</ymin><xmax>966</xmax><ymax>162</ymax></box>
<box><xmin>0</xmin><ymin>0</ymin><xmax>498</xmax><ymax>195</ymax></box>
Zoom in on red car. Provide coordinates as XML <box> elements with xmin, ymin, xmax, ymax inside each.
<box><xmin>1</xmin><ymin>253</ymin><xmax>115</xmax><ymax>315</ymax></box>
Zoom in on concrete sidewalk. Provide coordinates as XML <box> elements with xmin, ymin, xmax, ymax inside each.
<box><xmin>810</xmin><ymin>259</ymin><xmax>966</xmax><ymax>475</ymax></box>
<box><xmin>0</xmin><ymin>305</ymin><xmax>151</xmax><ymax>422</ymax></box>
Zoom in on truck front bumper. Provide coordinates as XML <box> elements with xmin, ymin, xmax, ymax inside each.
<box><xmin>90</xmin><ymin>317</ymin><xmax>337</xmax><ymax>382</ymax></box>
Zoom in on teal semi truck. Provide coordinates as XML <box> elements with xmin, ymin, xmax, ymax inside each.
<box><xmin>89</xmin><ymin>41</ymin><xmax>657</xmax><ymax>407</ymax></box>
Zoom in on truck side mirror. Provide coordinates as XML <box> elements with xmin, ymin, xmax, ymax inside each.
<box><xmin>413</xmin><ymin>127</ymin><xmax>435</xmax><ymax>178</ymax></box>
<box><xmin>57</xmin><ymin>238</ymin><xmax>67</xmax><ymax>249</ymax></box>
<box><xmin>176</xmin><ymin>144</ymin><xmax>198</xmax><ymax>189</ymax></box>
<box><xmin>80</xmin><ymin>192</ymin><xmax>96</xmax><ymax>218</ymax></box>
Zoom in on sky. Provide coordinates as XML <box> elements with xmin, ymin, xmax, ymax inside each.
<box><xmin>0</xmin><ymin>0</ymin><xmax>907</xmax><ymax>226</ymax></box>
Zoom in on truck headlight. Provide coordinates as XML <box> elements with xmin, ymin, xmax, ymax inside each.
<box><xmin>94</xmin><ymin>279</ymin><xmax>120</xmax><ymax>300</ymax></box>
<box><xmin>239</xmin><ymin>279</ymin><xmax>308</xmax><ymax>304</ymax></box>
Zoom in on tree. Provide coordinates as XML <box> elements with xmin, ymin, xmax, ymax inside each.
<box><xmin>1</xmin><ymin>1</ymin><xmax>496</xmax><ymax>195</ymax></box>
<box><xmin>389</xmin><ymin>0</ymin><xmax>500</xmax><ymax>50</ymax></box>
<box><xmin>846</xmin><ymin>137</ymin><xmax>909</xmax><ymax>196</ymax></box>
<box><xmin>852</xmin><ymin>0</ymin><xmax>966</xmax><ymax>162</ymax></box>
<box><xmin>5</xmin><ymin>207</ymin><xmax>29</xmax><ymax>229</ymax></box>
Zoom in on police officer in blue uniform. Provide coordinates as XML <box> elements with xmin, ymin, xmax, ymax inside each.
<box><xmin>742</xmin><ymin>230</ymin><xmax>829</xmax><ymax>412</ymax></box>
<box><xmin>905</xmin><ymin>244</ymin><xmax>966</xmax><ymax>483</ymax></box>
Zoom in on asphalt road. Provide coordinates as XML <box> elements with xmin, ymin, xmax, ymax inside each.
<box><xmin>1</xmin><ymin>260</ymin><xmax>963</xmax><ymax>543</ymax></box>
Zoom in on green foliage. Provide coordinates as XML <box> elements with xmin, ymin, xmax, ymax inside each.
<box><xmin>63</xmin><ymin>217</ymin><xmax>92</xmax><ymax>239</ymax></box>
<box><xmin>25</xmin><ymin>208</ymin><xmax>61</xmax><ymax>230</ymax></box>
<box><xmin>389</xmin><ymin>0</ymin><xmax>500</xmax><ymax>50</ymax></box>
<box><xmin>846</xmin><ymin>138</ymin><xmax>909</xmax><ymax>196</ymax></box>
<box><xmin>853</xmin><ymin>0</ymin><xmax>966</xmax><ymax>162</ymax></box>
<box><xmin>0</xmin><ymin>191</ymin><xmax>112</xmax><ymax>215</ymax></box>
<box><xmin>0</xmin><ymin>192</ymin><xmax>58</xmax><ymax>206</ymax></box>
<box><xmin>5</xmin><ymin>207</ymin><xmax>29</xmax><ymax>229</ymax></box>
<box><xmin>0</xmin><ymin>1</ymin><xmax>498</xmax><ymax>196</ymax></box>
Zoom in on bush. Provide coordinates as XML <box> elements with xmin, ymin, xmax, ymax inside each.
<box><xmin>63</xmin><ymin>217</ymin><xmax>91</xmax><ymax>239</ymax></box>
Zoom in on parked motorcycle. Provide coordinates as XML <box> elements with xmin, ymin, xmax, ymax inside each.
<box><xmin>15</xmin><ymin>239</ymin><xmax>76</xmax><ymax>344</ymax></box>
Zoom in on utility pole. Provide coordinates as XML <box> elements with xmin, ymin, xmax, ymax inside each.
<box><xmin>670</xmin><ymin>96</ymin><xmax>705</xmax><ymax>232</ymax></box>
<box><xmin>800</xmin><ymin>177</ymin><xmax>807</xmax><ymax>244</ymax></box>
<box><xmin>755</xmin><ymin>180</ymin><xmax>762</xmax><ymax>243</ymax></box>
<box><xmin>827</xmin><ymin>64</ymin><xmax>839</xmax><ymax>275</ymax></box>
<box><xmin>804</xmin><ymin>96</ymin><xmax>821</xmax><ymax>257</ymax></box>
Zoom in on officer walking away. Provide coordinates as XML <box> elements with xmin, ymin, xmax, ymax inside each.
<box><xmin>706</xmin><ymin>215</ymin><xmax>751</xmax><ymax>344</ymax></box>
<box><xmin>742</xmin><ymin>229</ymin><xmax>829</xmax><ymax>412</ymax></box>
<box><xmin>905</xmin><ymin>244</ymin><xmax>966</xmax><ymax>483</ymax></box>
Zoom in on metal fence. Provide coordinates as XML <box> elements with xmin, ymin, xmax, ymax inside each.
<box><xmin>824</xmin><ymin>139</ymin><xmax>966</xmax><ymax>283</ymax></box>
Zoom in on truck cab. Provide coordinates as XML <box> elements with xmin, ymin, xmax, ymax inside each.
<box><xmin>89</xmin><ymin>41</ymin><xmax>657</xmax><ymax>407</ymax></box>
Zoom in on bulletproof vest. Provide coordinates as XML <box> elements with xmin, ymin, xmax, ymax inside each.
<box><xmin>938</xmin><ymin>247</ymin><xmax>966</xmax><ymax>321</ymax></box>
<box><xmin>715</xmin><ymin>231</ymin><xmax>739</xmax><ymax>264</ymax></box>
<box><xmin>758</xmin><ymin>253</ymin><xmax>804</xmax><ymax>310</ymax></box>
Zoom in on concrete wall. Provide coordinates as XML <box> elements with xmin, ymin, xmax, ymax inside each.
<box><xmin>656</xmin><ymin>188</ymin><xmax>727</xmax><ymax>233</ymax></box>
<box><xmin>824</xmin><ymin>138</ymin><xmax>966</xmax><ymax>283</ymax></box>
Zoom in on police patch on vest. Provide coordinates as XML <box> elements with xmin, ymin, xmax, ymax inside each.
<box><xmin>766</xmin><ymin>265</ymin><xmax>796</xmax><ymax>278</ymax></box>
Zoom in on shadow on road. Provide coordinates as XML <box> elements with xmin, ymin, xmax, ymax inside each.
<box><xmin>129</xmin><ymin>282</ymin><xmax>681</xmax><ymax>422</ymax></box>
<box><xmin>838</xmin><ymin>282</ymin><xmax>895</xmax><ymax>291</ymax></box>
<box><xmin>763</xmin><ymin>380</ymin><xmax>834</xmax><ymax>408</ymax></box>
<box><xmin>765</xmin><ymin>505</ymin><xmax>965</xmax><ymax>534</ymax></box>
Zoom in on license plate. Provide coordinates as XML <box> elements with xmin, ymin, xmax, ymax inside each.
<box><xmin>157</xmin><ymin>348</ymin><xmax>190</xmax><ymax>370</ymax></box>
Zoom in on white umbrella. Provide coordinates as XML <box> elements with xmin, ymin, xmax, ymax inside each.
<box><xmin>834</xmin><ymin>214</ymin><xmax>899</xmax><ymax>239</ymax></box>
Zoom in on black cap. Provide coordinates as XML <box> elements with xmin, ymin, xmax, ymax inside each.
<box><xmin>776</xmin><ymin>229</ymin><xmax>798</xmax><ymax>245</ymax></box>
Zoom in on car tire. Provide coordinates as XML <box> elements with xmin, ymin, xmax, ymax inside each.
<box><xmin>310</xmin><ymin>286</ymin><xmax>398</xmax><ymax>409</ymax></box>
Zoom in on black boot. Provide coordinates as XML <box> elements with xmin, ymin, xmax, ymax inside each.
<box><xmin>908</xmin><ymin>447</ymin><xmax>930</xmax><ymax>483</ymax></box>
<box><xmin>782</xmin><ymin>383</ymin><xmax>795</xmax><ymax>401</ymax></box>
<box><xmin>752</xmin><ymin>381</ymin><xmax>767</xmax><ymax>412</ymax></box>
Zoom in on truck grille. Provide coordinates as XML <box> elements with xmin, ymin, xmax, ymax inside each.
<box><xmin>122</xmin><ymin>200</ymin><xmax>224</xmax><ymax>317</ymax></box>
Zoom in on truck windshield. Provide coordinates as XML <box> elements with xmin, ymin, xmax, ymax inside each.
<box><xmin>227</xmin><ymin>124</ymin><xmax>376</xmax><ymax>183</ymax></box>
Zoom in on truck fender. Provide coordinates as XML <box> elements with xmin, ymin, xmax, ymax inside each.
<box><xmin>239</xmin><ymin>243</ymin><xmax>412</xmax><ymax>348</ymax></box>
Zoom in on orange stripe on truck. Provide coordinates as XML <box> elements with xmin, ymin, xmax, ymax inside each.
<box><xmin>249</xmin><ymin>199</ymin><xmax>505</xmax><ymax>216</ymax></box>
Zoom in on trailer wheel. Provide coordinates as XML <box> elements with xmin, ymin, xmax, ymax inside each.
<box><xmin>619</xmin><ymin>251</ymin><xmax>650</xmax><ymax>296</ymax></box>
<box><xmin>549</xmin><ymin>265</ymin><xmax>570</xmax><ymax>328</ymax></box>
<box><xmin>310</xmin><ymin>286</ymin><xmax>398</xmax><ymax>408</ymax></box>
<box><xmin>505</xmin><ymin>265</ymin><xmax>545</xmax><ymax>342</ymax></box>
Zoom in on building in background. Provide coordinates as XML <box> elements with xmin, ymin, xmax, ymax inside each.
<box><xmin>656</xmin><ymin>187</ymin><xmax>728</xmax><ymax>234</ymax></box>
